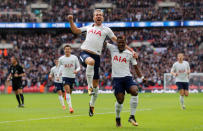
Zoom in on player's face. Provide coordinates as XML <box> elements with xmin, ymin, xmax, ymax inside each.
<box><xmin>117</xmin><ymin>39</ymin><xmax>126</xmax><ymax>53</ymax></box>
<box><xmin>11</xmin><ymin>57</ymin><xmax>16</xmax><ymax>65</ymax></box>
<box><xmin>64</xmin><ymin>47</ymin><xmax>71</xmax><ymax>56</ymax></box>
<box><xmin>93</xmin><ymin>11</ymin><xmax>104</xmax><ymax>26</ymax></box>
<box><xmin>177</xmin><ymin>54</ymin><xmax>184</xmax><ymax>61</ymax></box>
<box><xmin>55</xmin><ymin>60</ymin><xmax>59</xmax><ymax>65</ymax></box>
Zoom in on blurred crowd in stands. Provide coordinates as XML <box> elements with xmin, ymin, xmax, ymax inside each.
<box><xmin>0</xmin><ymin>27</ymin><xmax>202</xmax><ymax>89</ymax></box>
<box><xmin>0</xmin><ymin>0</ymin><xmax>202</xmax><ymax>22</ymax></box>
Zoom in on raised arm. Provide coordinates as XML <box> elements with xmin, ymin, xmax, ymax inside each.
<box><xmin>110</xmin><ymin>36</ymin><xmax>138</xmax><ymax>58</ymax></box>
<box><xmin>67</xmin><ymin>15</ymin><xmax>82</xmax><ymax>34</ymax></box>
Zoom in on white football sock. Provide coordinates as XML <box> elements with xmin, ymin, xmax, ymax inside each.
<box><xmin>115</xmin><ymin>102</ymin><xmax>123</xmax><ymax>118</ymax></box>
<box><xmin>66</xmin><ymin>93</ymin><xmax>72</xmax><ymax>108</ymax></box>
<box><xmin>130</xmin><ymin>96</ymin><xmax>138</xmax><ymax>116</ymax></box>
<box><xmin>58</xmin><ymin>95</ymin><xmax>65</xmax><ymax>106</ymax></box>
<box><xmin>86</xmin><ymin>65</ymin><xmax>94</xmax><ymax>89</ymax></box>
<box><xmin>90</xmin><ymin>86</ymin><xmax>99</xmax><ymax>107</ymax></box>
<box><xmin>180</xmin><ymin>95</ymin><xmax>184</xmax><ymax>106</ymax></box>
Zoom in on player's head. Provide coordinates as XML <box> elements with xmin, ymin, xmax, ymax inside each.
<box><xmin>93</xmin><ymin>9</ymin><xmax>104</xmax><ymax>26</ymax></box>
<box><xmin>177</xmin><ymin>53</ymin><xmax>184</xmax><ymax>62</ymax></box>
<box><xmin>54</xmin><ymin>58</ymin><xmax>59</xmax><ymax>66</ymax></box>
<box><xmin>117</xmin><ymin>35</ymin><xmax>126</xmax><ymax>53</ymax></box>
<box><xmin>64</xmin><ymin>44</ymin><xmax>71</xmax><ymax>56</ymax></box>
<box><xmin>11</xmin><ymin>56</ymin><xmax>18</xmax><ymax>65</ymax></box>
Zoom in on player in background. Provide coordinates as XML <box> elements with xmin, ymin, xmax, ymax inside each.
<box><xmin>49</xmin><ymin>59</ymin><xmax>66</xmax><ymax>110</ymax></box>
<box><xmin>67</xmin><ymin>9</ymin><xmax>138</xmax><ymax>117</ymax></box>
<box><xmin>171</xmin><ymin>53</ymin><xmax>190</xmax><ymax>110</ymax></box>
<box><xmin>105</xmin><ymin>36</ymin><xmax>146</xmax><ymax>127</ymax></box>
<box><xmin>7</xmin><ymin>56</ymin><xmax>26</xmax><ymax>107</ymax></box>
<box><xmin>58</xmin><ymin>44</ymin><xmax>80</xmax><ymax>113</ymax></box>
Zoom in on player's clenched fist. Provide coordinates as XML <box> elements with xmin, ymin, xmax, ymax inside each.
<box><xmin>67</xmin><ymin>15</ymin><xmax>73</xmax><ymax>21</ymax></box>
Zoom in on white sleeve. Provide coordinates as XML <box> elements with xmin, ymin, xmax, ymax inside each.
<box><xmin>75</xmin><ymin>56</ymin><xmax>81</xmax><ymax>72</ymax></box>
<box><xmin>107</xmin><ymin>27</ymin><xmax>115</xmax><ymax>39</ymax></box>
<box><xmin>106</xmin><ymin>43</ymin><xmax>115</xmax><ymax>53</ymax></box>
<box><xmin>50</xmin><ymin>68</ymin><xmax>54</xmax><ymax>75</ymax></box>
<box><xmin>58</xmin><ymin>66</ymin><xmax>62</xmax><ymax>77</ymax></box>
<box><xmin>130</xmin><ymin>57</ymin><xmax>137</xmax><ymax>65</ymax></box>
<box><xmin>171</xmin><ymin>63</ymin><xmax>176</xmax><ymax>73</ymax></box>
<box><xmin>79</xmin><ymin>26</ymin><xmax>88</xmax><ymax>32</ymax></box>
<box><xmin>58</xmin><ymin>57</ymin><xmax>62</xmax><ymax>67</ymax></box>
<box><xmin>186</xmin><ymin>62</ymin><xmax>190</xmax><ymax>71</ymax></box>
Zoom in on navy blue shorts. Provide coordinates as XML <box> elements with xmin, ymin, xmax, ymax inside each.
<box><xmin>176</xmin><ymin>82</ymin><xmax>189</xmax><ymax>90</ymax></box>
<box><xmin>113</xmin><ymin>76</ymin><xmax>137</xmax><ymax>95</ymax></box>
<box><xmin>79</xmin><ymin>51</ymin><xmax>100</xmax><ymax>79</ymax></box>
<box><xmin>62</xmin><ymin>77</ymin><xmax>75</xmax><ymax>89</ymax></box>
<box><xmin>54</xmin><ymin>82</ymin><xmax>65</xmax><ymax>92</ymax></box>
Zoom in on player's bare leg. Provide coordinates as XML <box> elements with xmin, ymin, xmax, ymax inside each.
<box><xmin>57</xmin><ymin>90</ymin><xmax>65</xmax><ymax>110</ymax></box>
<box><xmin>64</xmin><ymin>85</ymin><xmax>74</xmax><ymax>113</ymax></box>
<box><xmin>115</xmin><ymin>93</ymin><xmax>124</xmax><ymax>127</ymax></box>
<box><xmin>85</xmin><ymin>57</ymin><xmax>95</xmax><ymax>95</ymax></box>
<box><xmin>128</xmin><ymin>85</ymin><xmax>139</xmax><ymax>126</ymax></box>
<box><xmin>89</xmin><ymin>79</ymin><xmax>99</xmax><ymax>117</ymax></box>
<box><xmin>179</xmin><ymin>89</ymin><xmax>185</xmax><ymax>109</ymax></box>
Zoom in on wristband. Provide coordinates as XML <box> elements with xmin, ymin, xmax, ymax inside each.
<box><xmin>141</xmin><ymin>76</ymin><xmax>144</xmax><ymax>80</ymax></box>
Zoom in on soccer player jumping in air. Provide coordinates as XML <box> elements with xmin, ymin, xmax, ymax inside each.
<box><xmin>67</xmin><ymin>9</ymin><xmax>138</xmax><ymax>117</ymax></box>
<box><xmin>105</xmin><ymin>36</ymin><xmax>146</xmax><ymax>127</ymax></box>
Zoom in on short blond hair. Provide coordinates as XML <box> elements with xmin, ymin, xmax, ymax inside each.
<box><xmin>93</xmin><ymin>9</ymin><xmax>103</xmax><ymax>16</ymax></box>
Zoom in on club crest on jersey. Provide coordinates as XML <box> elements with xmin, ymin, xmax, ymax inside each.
<box><xmin>64</xmin><ymin>64</ymin><xmax>73</xmax><ymax>68</ymax></box>
<box><xmin>113</xmin><ymin>56</ymin><xmax>127</xmax><ymax>63</ymax></box>
<box><xmin>88</xmin><ymin>29</ymin><xmax>101</xmax><ymax>36</ymax></box>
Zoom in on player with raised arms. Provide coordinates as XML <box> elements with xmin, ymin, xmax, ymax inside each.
<box><xmin>171</xmin><ymin>53</ymin><xmax>190</xmax><ymax>110</ymax></box>
<box><xmin>67</xmin><ymin>9</ymin><xmax>138</xmax><ymax>117</ymax></box>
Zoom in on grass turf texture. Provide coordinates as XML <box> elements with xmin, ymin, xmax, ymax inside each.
<box><xmin>0</xmin><ymin>93</ymin><xmax>203</xmax><ymax>131</ymax></box>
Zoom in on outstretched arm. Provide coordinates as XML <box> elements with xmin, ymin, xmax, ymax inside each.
<box><xmin>67</xmin><ymin>15</ymin><xmax>82</xmax><ymax>34</ymax></box>
<box><xmin>110</xmin><ymin>36</ymin><xmax>138</xmax><ymax>58</ymax></box>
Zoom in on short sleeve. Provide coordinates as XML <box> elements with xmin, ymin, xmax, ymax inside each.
<box><xmin>131</xmin><ymin>57</ymin><xmax>137</xmax><ymax>65</ymax></box>
<box><xmin>106</xmin><ymin>27</ymin><xmax>115</xmax><ymax>39</ymax></box>
<box><xmin>106</xmin><ymin>43</ymin><xmax>115</xmax><ymax>53</ymax></box>
<box><xmin>171</xmin><ymin>63</ymin><xmax>176</xmax><ymax>73</ymax></box>
<box><xmin>18</xmin><ymin>66</ymin><xmax>24</xmax><ymax>74</ymax></box>
<box><xmin>79</xmin><ymin>26</ymin><xmax>88</xmax><ymax>32</ymax></box>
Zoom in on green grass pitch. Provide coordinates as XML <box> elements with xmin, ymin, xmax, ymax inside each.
<box><xmin>0</xmin><ymin>93</ymin><xmax>203</xmax><ymax>131</ymax></box>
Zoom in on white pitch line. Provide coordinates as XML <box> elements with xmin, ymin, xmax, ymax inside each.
<box><xmin>0</xmin><ymin>108</ymin><xmax>151</xmax><ymax>124</ymax></box>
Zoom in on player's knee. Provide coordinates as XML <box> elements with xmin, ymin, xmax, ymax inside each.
<box><xmin>86</xmin><ymin>58</ymin><xmax>95</xmax><ymax>66</ymax></box>
<box><xmin>185</xmin><ymin>94</ymin><xmax>189</xmax><ymax>97</ymax></box>
<box><xmin>131</xmin><ymin>86</ymin><xmax>138</xmax><ymax>96</ymax></box>
<box><xmin>117</xmin><ymin>99</ymin><xmax>124</xmax><ymax>104</ymax></box>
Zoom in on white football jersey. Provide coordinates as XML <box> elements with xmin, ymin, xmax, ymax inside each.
<box><xmin>107</xmin><ymin>43</ymin><xmax>137</xmax><ymax>77</ymax></box>
<box><xmin>79</xmin><ymin>24</ymin><xmax>115</xmax><ymax>55</ymax></box>
<box><xmin>50</xmin><ymin>66</ymin><xmax>62</xmax><ymax>83</ymax></box>
<box><xmin>58</xmin><ymin>55</ymin><xmax>80</xmax><ymax>78</ymax></box>
<box><xmin>171</xmin><ymin>61</ymin><xmax>190</xmax><ymax>82</ymax></box>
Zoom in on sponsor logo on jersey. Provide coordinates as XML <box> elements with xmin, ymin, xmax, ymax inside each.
<box><xmin>88</xmin><ymin>29</ymin><xmax>101</xmax><ymax>36</ymax></box>
<box><xmin>64</xmin><ymin>64</ymin><xmax>73</xmax><ymax>68</ymax></box>
<box><xmin>113</xmin><ymin>55</ymin><xmax>127</xmax><ymax>63</ymax></box>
